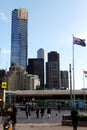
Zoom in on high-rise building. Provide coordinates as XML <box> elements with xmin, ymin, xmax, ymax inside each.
<box><xmin>60</xmin><ymin>71</ymin><xmax>69</xmax><ymax>90</ymax></box>
<box><xmin>37</xmin><ymin>48</ymin><xmax>44</xmax><ymax>60</ymax></box>
<box><xmin>46</xmin><ymin>51</ymin><xmax>60</xmax><ymax>89</ymax></box>
<box><xmin>27</xmin><ymin>58</ymin><xmax>44</xmax><ymax>89</ymax></box>
<box><xmin>11</xmin><ymin>8</ymin><xmax>28</xmax><ymax>70</ymax></box>
<box><xmin>37</xmin><ymin>48</ymin><xmax>46</xmax><ymax>88</ymax></box>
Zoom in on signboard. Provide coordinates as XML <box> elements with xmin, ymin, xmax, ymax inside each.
<box><xmin>0</xmin><ymin>99</ymin><xmax>2</xmax><ymax>101</ymax></box>
<box><xmin>1</xmin><ymin>82</ymin><xmax>7</xmax><ymax>89</ymax></box>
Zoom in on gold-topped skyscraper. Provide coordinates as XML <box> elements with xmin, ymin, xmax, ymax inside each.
<box><xmin>11</xmin><ymin>8</ymin><xmax>28</xmax><ymax>70</ymax></box>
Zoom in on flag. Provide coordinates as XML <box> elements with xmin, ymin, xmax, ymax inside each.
<box><xmin>83</xmin><ymin>70</ymin><xmax>87</xmax><ymax>77</ymax></box>
<box><xmin>73</xmin><ymin>36</ymin><xmax>86</xmax><ymax>47</ymax></box>
<box><xmin>83</xmin><ymin>70</ymin><xmax>87</xmax><ymax>74</ymax></box>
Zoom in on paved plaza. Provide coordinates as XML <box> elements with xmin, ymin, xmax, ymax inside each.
<box><xmin>0</xmin><ymin>108</ymin><xmax>87</xmax><ymax>130</ymax></box>
<box><xmin>0</xmin><ymin>123</ymin><xmax>87</xmax><ymax>130</ymax></box>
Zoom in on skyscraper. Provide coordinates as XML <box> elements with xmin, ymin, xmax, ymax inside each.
<box><xmin>27</xmin><ymin>58</ymin><xmax>44</xmax><ymax>89</ymax></box>
<box><xmin>60</xmin><ymin>71</ymin><xmax>69</xmax><ymax>90</ymax></box>
<box><xmin>46</xmin><ymin>51</ymin><xmax>60</xmax><ymax>89</ymax></box>
<box><xmin>37</xmin><ymin>48</ymin><xmax>45</xmax><ymax>88</ymax></box>
<box><xmin>37</xmin><ymin>48</ymin><xmax>44</xmax><ymax>60</ymax></box>
<box><xmin>11</xmin><ymin>8</ymin><xmax>28</xmax><ymax>70</ymax></box>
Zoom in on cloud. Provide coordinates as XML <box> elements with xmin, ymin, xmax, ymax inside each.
<box><xmin>0</xmin><ymin>12</ymin><xmax>8</xmax><ymax>22</ymax></box>
<box><xmin>0</xmin><ymin>49</ymin><xmax>10</xmax><ymax>54</ymax></box>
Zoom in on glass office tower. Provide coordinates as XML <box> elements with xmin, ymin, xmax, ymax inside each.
<box><xmin>37</xmin><ymin>48</ymin><xmax>44</xmax><ymax>60</ymax></box>
<box><xmin>11</xmin><ymin>8</ymin><xmax>28</xmax><ymax>70</ymax></box>
<box><xmin>46</xmin><ymin>51</ymin><xmax>60</xmax><ymax>89</ymax></box>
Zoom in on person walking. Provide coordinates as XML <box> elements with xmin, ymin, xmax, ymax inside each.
<box><xmin>25</xmin><ymin>104</ymin><xmax>29</xmax><ymax>119</ymax></box>
<box><xmin>36</xmin><ymin>106</ymin><xmax>40</xmax><ymax>119</ymax></box>
<box><xmin>2</xmin><ymin>109</ymin><xmax>11</xmax><ymax>130</ymax></box>
<box><xmin>47</xmin><ymin>107</ymin><xmax>51</xmax><ymax>118</ymax></box>
<box><xmin>57</xmin><ymin>104</ymin><xmax>61</xmax><ymax>114</ymax></box>
<box><xmin>3</xmin><ymin>104</ymin><xmax>17</xmax><ymax>130</ymax></box>
<box><xmin>71</xmin><ymin>108</ymin><xmax>78</xmax><ymax>130</ymax></box>
<box><xmin>40</xmin><ymin>106</ymin><xmax>44</xmax><ymax>119</ymax></box>
<box><xmin>10</xmin><ymin>104</ymin><xmax>17</xmax><ymax>130</ymax></box>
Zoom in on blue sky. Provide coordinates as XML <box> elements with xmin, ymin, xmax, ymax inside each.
<box><xmin>0</xmin><ymin>0</ymin><xmax>87</xmax><ymax>90</ymax></box>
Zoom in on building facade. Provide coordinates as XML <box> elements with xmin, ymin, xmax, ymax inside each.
<box><xmin>27</xmin><ymin>58</ymin><xmax>44</xmax><ymax>89</ymax></box>
<box><xmin>37</xmin><ymin>48</ymin><xmax>46</xmax><ymax>88</ymax></box>
<box><xmin>60</xmin><ymin>71</ymin><xmax>69</xmax><ymax>90</ymax></box>
<box><xmin>46</xmin><ymin>51</ymin><xmax>60</xmax><ymax>89</ymax></box>
<box><xmin>37</xmin><ymin>48</ymin><xmax>44</xmax><ymax>60</ymax></box>
<box><xmin>11</xmin><ymin>8</ymin><xmax>28</xmax><ymax>70</ymax></box>
<box><xmin>0</xmin><ymin>70</ymin><xmax>6</xmax><ymax>86</ymax></box>
<box><xmin>7</xmin><ymin>65</ymin><xmax>40</xmax><ymax>91</ymax></box>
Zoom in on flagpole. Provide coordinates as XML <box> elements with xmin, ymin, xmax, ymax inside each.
<box><xmin>72</xmin><ymin>35</ymin><xmax>86</xmax><ymax>109</ymax></box>
<box><xmin>83</xmin><ymin>71</ymin><xmax>86</xmax><ymax>111</ymax></box>
<box><xmin>69</xmin><ymin>64</ymin><xmax>72</xmax><ymax>102</ymax></box>
<box><xmin>72</xmin><ymin>35</ymin><xmax>75</xmax><ymax>108</ymax></box>
<box><xmin>83</xmin><ymin>71</ymin><xmax>85</xmax><ymax>100</ymax></box>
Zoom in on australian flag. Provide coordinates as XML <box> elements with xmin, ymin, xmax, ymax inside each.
<box><xmin>73</xmin><ymin>36</ymin><xmax>86</xmax><ymax>47</ymax></box>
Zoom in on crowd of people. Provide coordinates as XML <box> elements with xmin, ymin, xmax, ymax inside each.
<box><xmin>25</xmin><ymin>103</ymin><xmax>47</xmax><ymax>119</ymax></box>
<box><xmin>25</xmin><ymin>102</ymin><xmax>79</xmax><ymax>130</ymax></box>
<box><xmin>1</xmin><ymin>102</ymin><xmax>61</xmax><ymax>130</ymax></box>
<box><xmin>25</xmin><ymin>103</ymin><xmax>61</xmax><ymax>119</ymax></box>
<box><xmin>1</xmin><ymin>102</ymin><xmax>79</xmax><ymax>130</ymax></box>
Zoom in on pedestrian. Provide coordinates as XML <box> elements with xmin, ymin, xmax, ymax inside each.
<box><xmin>2</xmin><ymin>110</ymin><xmax>9</xmax><ymax>130</ymax></box>
<box><xmin>57</xmin><ymin>104</ymin><xmax>61</xmax><ymax>114</ymax></box>
<box><xmin>40</xmin><ymin>106</ymin><xmax>44</xmax><ymax>119</ymax></box>
<box><xmin>47</xmin><ymin>107</ymin><xmax>51</xmax><ymax>118</ymax></box>
<box><xmin>2</xmin><ymin>109</ymin><xmax>12</xmax><ymax>130</ymax></box>
<box><xmin>71</xmin><ymin>108</ymin><xmax>78</xmax><ymax>130</ymax></box>
<box><xmin>25</xmin><ymin>104</ymin><xmax>29</xmax><ymax>119</ymax></box>
<box><xmin>28</xmin><ymin>104</ymin><xmax>31</xmax><ymax>121</ymax></box>
<box><xmin>36</xmin><ymin>106</ymin><xmax>40</xmax><ymax>118</ymax></box>
<box><xmin>10</xmin><ymin>104</ymin><xmax>17</xmax><ymax>130</ymax></box>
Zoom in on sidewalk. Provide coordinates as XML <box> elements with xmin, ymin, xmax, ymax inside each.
<box><xmin>0</xmin><ymin>123</ymin><xmax>87</xmax><ymax>130</ymax></box>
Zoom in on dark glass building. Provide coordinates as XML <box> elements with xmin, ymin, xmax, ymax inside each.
<box><xmin>60</xmin><ymin>71</ymin><xmax>69</xmax><ymax>89</ymax></box>
<box><xmin>27</xmin><ymin>58</ymin><xmax>44</xmax><ymax>88</ymax></box>
<box><xmin>11</xmin><ymin>8</ymin><xmax>28</xmax><ymax>70</ymax></box>
<box><xmin>46</xmin><ymin>51</ymin><xmax>60</xmax><ymax>89</ymax></box>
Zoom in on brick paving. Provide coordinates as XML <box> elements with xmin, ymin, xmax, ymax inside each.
<box><xmin>0</xmin><ymin>123</ymin><xmax>87</xmax><ymax>130</ymax></box>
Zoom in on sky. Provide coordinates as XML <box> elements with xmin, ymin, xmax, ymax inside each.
<box><xmin>0</xmin><ymin>0</ymin><xmax>87</xmax><ymax>90</ymax></box>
